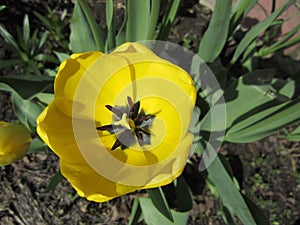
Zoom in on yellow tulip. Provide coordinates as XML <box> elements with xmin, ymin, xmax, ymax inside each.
<box><xmin>0</xmin><ymin>121</ymin><xmax>31</xmax><ymax>166</ymax></box>
<box><xmin>37</xmin><ymin>42</ymin><xmax>196</xmax><ymax>202</ymax></box>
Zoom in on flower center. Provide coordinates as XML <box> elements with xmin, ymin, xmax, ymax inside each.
<box><xmin>97</xmin><ymin>97</ymin><xmax>155</xmax><ymax>150</ymax></box>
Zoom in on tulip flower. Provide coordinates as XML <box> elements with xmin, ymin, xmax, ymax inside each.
<box><xmin>37</xmin><ymin>42</ymin><xmax>196</xmax><ymax>202</ymax></box>
<box><xmin>0</xmin><ymin>121</ymin><xmax>31</xmax><ymax>166</ymax></box>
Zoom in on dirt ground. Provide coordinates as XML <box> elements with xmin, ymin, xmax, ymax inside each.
<box><xmin>1</xmin><ymin>1</ymin><xmax>300</xmax><ymax>225</ymax></box>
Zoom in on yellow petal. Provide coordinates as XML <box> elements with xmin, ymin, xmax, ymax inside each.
<box><xmin>54</xmin><ymin>51</ymin><xmax>103</xmax><ymax>117</ymax></box>
<box><xmin>60</xmin><ymin>159</ymin><xmax>140</xmax><ymax>202</ymax></box>
<box><xmin>0</xmin><ymin>121</ymin><xmax>31</xmax><ymax>166</ymax></box>
<box><xmin>37</xmin><ymin>102</ymin><xmax>89</xmax><ymax>164</ymax></box>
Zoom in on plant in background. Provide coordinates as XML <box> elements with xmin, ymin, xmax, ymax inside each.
<box><xmin>0</xmin><ymin>0</ymin><xmax>299</xmax><ymax>225</ymax></box>
<box><xmin>33</xmin><ymin>2</ymin><xmax>70</xmax><ymax>51</ymax></box>
<box><xmin>0</xmin><ymin>13</ymin><xmax>58</xmax><ymax>76</ymax></box>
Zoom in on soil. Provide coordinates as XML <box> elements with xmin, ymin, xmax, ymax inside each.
<box><xmin>1</xmin><ymin>1</ymin><xmax>300</xmax><ymax>225</ymax></box>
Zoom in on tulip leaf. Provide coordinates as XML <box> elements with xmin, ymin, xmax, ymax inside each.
<box><xmin>0</xmin><ymin>75</ymin><xmax>54</xmax><ymax>99</ymax></box>
<box><xmin>157</xmin><ymin>0</ymin><xmax>181</xmax><ymax>40</ymax></box>
<box><xmin>139</xmin><ymin>197</ymin><xmax>191</xmax><ymax>225</ymax></box>
<box><xmin>128</xmin><ymin>198</ymin><xmax>143</xmax><ymax>225</ymax></box>
<box><xmin>146</xmin><ymin>187</ymin><xmax>174</xmax><ymax>222</ymax></box>
<box><xmin>28</xmin><ymin>138</ymin><xmax>48</xmax><ymax>154</ymax></box>
<box><xmin>199</xmin><ymin>70</ymin><xmax>295</xmax><ymax>139</ymax></box>
<box><xmin>174</xmin><ymin>176</ymin><xmax>193</xmax><ymax>212</ymax></box>
<box><xmin>0</xmin><ymin>82</ymin><xmax>43</xmax><ymax>131</ymax></box>
<box><xmin>197</xmin><ymin>0</ymin><xmax>232</xmax><ymax>62</ymax></box>
<box><xmin>231</xmin><ymin>1</ymin><xmax>290</xmax><ymax>64</ymax></box>
<box><xmin>54</xmin><ymin>51</ymin><xmax>70</xmax><ymax>62</ymax></box>
<box><xmin>286</xmin><ymin>125</ymin><xmax>300</xmax><ymax>142</ymax></box>
<box><xmin>105</xmin><ymin>0</ymin><xmax>116</xmax><ymax>51</ymax></box>
<box><xmin>125</xmin><ymin>0</ymin><xmax>151</xmax><ymax>41</ymax></box>
<box><xmin>35</xmin><ymin>93</ymin><xmax>54</xmax><ymax>105</ymax></box>
<box><xmin>230</xmin><ymin>0</ymin><xmax>257</xmax><ymax>33</ymax></box>
<box><xmin>45</xmin><ymin>171</ymin><xmax>64</xmax><ymax>193</ymax></box>
<box><xmin>198</xmin><ymin>142</ymin><xmax>257</xmax><ymax>224</ymax></box>
<box><xmin>69</xmin><ymin>0</ymin><xmax>106</xmax><ymax>52</ymax></box>
<box><xmin>11</xmin><ymin>92</ymin><xmax>43</xmax><ymax>130</ymax></box>
<box><xmin>225</xmin><ymin>99</ymin><xmax>300</xmax><ymax>143</ymax></box>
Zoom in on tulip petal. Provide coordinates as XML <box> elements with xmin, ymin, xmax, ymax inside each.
<box><xmin>0</xmin><ymin>122</ymin><xmax>31</xmax><ymax>166</ymax></box>
<box><xmin>37</xmin><ymin>102</ymin><xmax>92</xmax><ymax>164</ymax></box>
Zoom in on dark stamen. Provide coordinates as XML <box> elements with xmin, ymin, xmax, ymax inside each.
<box><xmin>131</xmin><ymin>101</ymin><xmax>140</xmax><ymax>119</ymax></box>
<box><xmin>127</xmin><ymin>96</ymin><xmax>134</xmax><ymax>109</ymax></box>
<box><xmin>111</xmin><ymin>138</ymin><xmax>122</xmax><ymax>150</ymax></box>
<box><xmin>97</xmin><ymin>124</ymin><xmax>114</xmax><ymax>131</ymax></box>
<box><xmin>105</xmin><ymin>105</ymin><xmax>123</xmax><ymax>118</ymax></box>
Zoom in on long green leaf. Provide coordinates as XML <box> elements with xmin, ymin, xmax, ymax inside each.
<box><xmin>105</xmin><ymin>0</ymin><xmax>116</xmax><ymax>51</ymax></box>
<box><xmin>174</xmin><ymin>176</ymin><xmax>193</xmax><ymax>212</ymax></box>
<box><xmin>45</xmin><ymin>171</ymin><xmax>64</xmax><ymax>193</ymax></box>
<box><xmin>231</xmin><ymin>1</ymin><xmax>290</xmax><ymax>64</ymax></box>
<box><xmin>23</xmin><ymin>15</ymin><xmax>30</xmax><ymax>50</ymax></box>
<box><xmin>125</xmin><ymin>0</ymin><xmax>151</xmax><ymax>41</ymax></box>
<box><xmin>230</xmin><ymin>0</ymin><xmax>257</xmax><ymax>33</ymax></box>
<box><xmin>0</xmin><ymin>75</ymin><xmax>54</xmax><ymax>99</ymax></box>
<box><xmin>147</xmin><ymin>0</ymin><xmax>161</xmax><ymax>39</ymax></box>
<box><xmin>157</xmin><ymin>0</ymin><xmax>181</xmax><ymax>40</ymax></box>
<box><xmin>128</xmin><ymin>198</ymin><xmax>143</xmax><ymax>225</ymax></box>
<box><xmin>197</xmin><ymin>0</ymin><xmax>232</xmax><ymax>62</ymax></box>
<box><xmin>225</xmin><ymin>99</ymin><xmax>300</xmax><ymax>142</ymax></box>
<box><xmin>139</xmin><ymin>197</ymin><xmax>191</xmax><ymax>225</ymax></box>
<box><xmin>0</xmin><ymin>82</ymin><xmax>43</xmax><ymax>131</ymax></box>
<box><xmin>286</xmin><ymin>125</ymin><xmax>300</xmax><ymax>141</ymax></box>
<box><xmin>199</xmin><ymin>143</ymin><xmax>257</xmax><ymax>224</ymax></box>
<box><xmin>146</xmin><ymin>187</ymin><xmax>174</xmax><ymax>222</ymax></box>
<box><xmin>69</xmin><ymin>0</ymin><xmax>106</xmax><ymax>52</ymax></box>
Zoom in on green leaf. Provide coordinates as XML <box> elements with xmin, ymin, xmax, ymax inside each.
<box><xmin>69</xmin><ymin>0</ymin><xmax>106</xmax><ymax>52</ymax></box>
<box><xmin>198</xmin><ymin>143</ymin><xmax>257</xmax><ymax>224</ymax></box>
<box><xmin>243</xmin><ymin>194</ymin><xmax>269</xmax><ymax>224</ymax></box>
<box><xmin>45</xmin><ymin>171</ymin><xmax>64</xmax><ymax>193</ymax></box>
<box><xmin>139</xmin><ymin>197</ymin><xmax>191</xmax><ymax>225</ymax></box>
<box><xmin>258</xmin><ymin>24</ymin><xmax>300</xmax><ymax>57</ymax></box>
<box><xmin>105</xmin><ymin>0</ymin><xmax>116</xmax><ymax>51</ymax></box>
<box><xmin>286</xmin><ymin>125</ymin><xmax>300</xmax><ymax>141</ymax></box>
<box><xmin>0</xmin><ymin>24</ymin><xmax>21</xmax><ymax>56</ymax></box>
<box><xmin>35</xmin><ymin>93</ymin><xmax>54</xmax><ymax>105</ymax></box>
<box><xmin>34</xmin><ymin>53</ymin><xmax>58</xmax><ymax>63</ymax></box>
<box><xmin>0</xmin><ymin>59</ymin><xmax>24</xmax><ymax>68</ymax></box>
<box><xmin>0</xmin><ymin>5</ymin><xmax>6</xmax><ymax>11</ymax></box>
<box><xmin>230</xmin><ymin>0</ymin><xmax>257</xmax><ymax>33</ymax></box>
<box><xmin>0</xmin><ymin>82</ymin><xmax>43</xmax><ymax>130</ymax></box>
<box><xmin>197</xmin><ymin>0</ymin><xmax>232</xmax><ymax>62</ymax></box>
<box><xmin>23</xmin><ymin>15</ymin><xmax>30</xmax><ymax>50</ymax></box>
<box><xmin>147</xmin><ymin>0</ymin><xmax>161</xmax><ymax>39</ymax></box>
<box><xmin>0</xmin><ymin>75</ymin><xmax>54</xmax><ymax>99</ymax></box>
<box><xmin>231</xmin><ymin>1</ymin><xmax>290</xmax><ymax>64</ymax></box>
<box><xmin>174</xmin><ymin>176</ymin><xmax>193</xmax><ymax>212</ymax></box>
<box><xmin>11</xmin><ymin>92</ymin><xmax>43</xmax><ymax>130</ymax></box>
<box><xmin>28</xmin><ymin>138</ymin><xmax>48</xmax><ymax>154</ymax></box>
<box><xmin>146</xmin><ymin>187</ymin><xmax>174</xmax><ymax>222</ymax></box>
<box><xmin>54</xmin><ymin>51</ymin><xmax>70</xmax><ymax>62</ymax></box>
<box><xmin>157</xmin><ymin>0</ymin><xmax>181</xmax><ymax>40</ymax></box>
<box><xmin>199</xmin><ymin>69</ymin><xmax>294</xmax><ymax>133</ymax></box>
<box><xmin>125</xmin><ymin>0</ymin><xmax>151</xmax><ymax>41</ymax></box>
<box><xmin>226</xmin><ymin>99</ymin><xmax>300</xmax><ymax>142</ymax></box>
<box><xmin>128</xmin><ymin>198</ymin><xmax>143</xmax><ymax>225</ymax></box>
